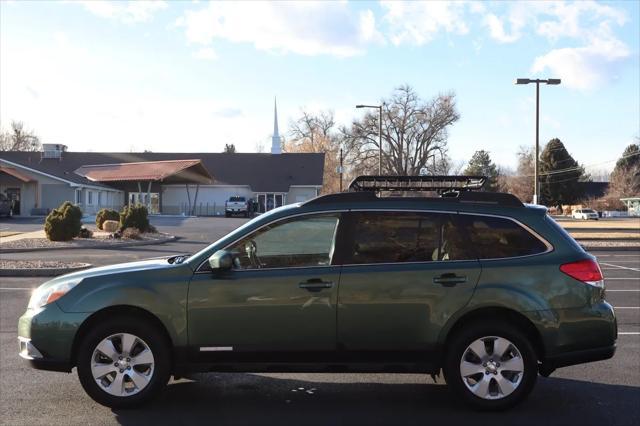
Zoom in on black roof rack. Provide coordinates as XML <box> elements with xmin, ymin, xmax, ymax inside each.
<box><xmin>305</xmin><ymin>175</ymin><xmax>524</xmax><ymax>207</ymax></box>
<box><xmin>348</xmin><ymin>175</ymin><xmax>486</xmax><ymax>193</ymax></box>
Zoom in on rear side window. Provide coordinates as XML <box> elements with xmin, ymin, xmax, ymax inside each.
<box><xmin>347</xmin><ymin>212</ymin><xmax>475</xmax><ymax>264</ymax></box>
<box><xmin>464</xmin><ymin>215</ymin><xmax>548</xmax><ymax>259</ymax></box>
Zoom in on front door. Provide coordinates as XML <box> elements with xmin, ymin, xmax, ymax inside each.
<box><xmin>6</xmin><ymin>188</ymin><xmax>20</xmax><ymax>215</ymax></box>
<box><xmin>337</xmin><ymin>211</ymin><xmax>481</xmax><ymax>354</ymax></box>
<box><xmin>188</xmin><ymin>213</ymin><xmax>343</xmax><ymax>358</ymax></box>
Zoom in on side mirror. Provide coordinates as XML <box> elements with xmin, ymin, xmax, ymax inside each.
<box><xmin>208</xmin><ymin>250</ymin><xmax>233</xmax><ymax>271</ymax></box>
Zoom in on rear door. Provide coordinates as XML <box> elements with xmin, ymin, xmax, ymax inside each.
<box><xmin>337</xmin><ymin>211</ymin><xmax>481</xmax><ymax>353</ymax></box>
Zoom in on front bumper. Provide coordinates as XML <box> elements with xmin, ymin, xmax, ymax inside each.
<box><xmin>18</xmin><ymin>302</ymin><xmax>90</xmax><ymax>372</ymax></box>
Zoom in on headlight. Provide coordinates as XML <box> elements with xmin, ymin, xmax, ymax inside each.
<box><xmin>28</xmin><ymin>279</ymin><xmax>82</xmax><ymax>310</ymax></box>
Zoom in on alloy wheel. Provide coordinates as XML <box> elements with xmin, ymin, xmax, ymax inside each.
<box><xmin>459</xmin><ymin>336</ymin><xmax>525</xmax><ymax>400</ymax></box>
<box><xmin>90</xmin><ymin>333</ymin><xmax>155</xmax><ymax>397</ymax></box>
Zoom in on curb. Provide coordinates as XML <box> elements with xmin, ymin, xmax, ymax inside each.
<box><xmin>0</xmin><ymin>234</ymin><xmax>177</xmax><ymax>254</ymax></box>
<box><xmin>583</xmin><ymin>246</ymin><xmax>640</xmax><ymax>252</ymax></box>
<box><xmin>0</xmin><ymin>263</ymin><xmax>93</xmax><ymax>277</ymax></box>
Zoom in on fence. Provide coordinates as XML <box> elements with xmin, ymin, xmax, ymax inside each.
<box><xmin>162</xmin><ymin>203</ymin><xmax>227</xmax><ymax>217</ymax></box>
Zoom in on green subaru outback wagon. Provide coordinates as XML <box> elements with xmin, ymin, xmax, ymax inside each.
<box><xmin>19</xmin><ymin>176</ymin><xmax>616</xmax><ymax>410</ymax></box>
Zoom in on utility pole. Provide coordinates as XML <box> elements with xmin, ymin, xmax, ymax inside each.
<box><xmin>515</xmin><ymin>78</ymin><xmax>561</xmax><ymax>205</ymax></box>
<box><xmin>356</xmin><ymin>104</ymin><xmax>383</xmax><ymax>175</ymax></box>
<box><xmin>339</xmin><ymin>148</ymin><xmax>344</xmax><ymax>192</ymax></box>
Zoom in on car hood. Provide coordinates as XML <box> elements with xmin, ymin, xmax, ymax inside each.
<box><xmin>40</xmin><ymin>258</ymin><xmax>183</xmax><ymax>289</ymax></box>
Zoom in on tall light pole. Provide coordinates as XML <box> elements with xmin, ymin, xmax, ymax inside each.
<box><xmin>515</xmin><ymin>78</ymin><xmax>561</xmax><ymax>205</ymax></box>
<box><xmin>356</xmin><ymin>104</ymin><xmax>383</xmax><ymax>174</ymax></box>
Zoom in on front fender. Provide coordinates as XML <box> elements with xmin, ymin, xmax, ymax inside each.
<box><xmin>56</xmin><ymin>265</ymin><xmax>191</xmax><ymax>347</ymax></box>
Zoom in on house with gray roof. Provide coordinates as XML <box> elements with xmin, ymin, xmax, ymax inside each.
<box><xmin>0</xmin><ymin>104</ymin><xmax>324</xmax><ymax>216</ymax></box>
<box><xmin>0</xmin><ymin>148</ymin><xmax>324</xmax><ymax>216</ymax></box>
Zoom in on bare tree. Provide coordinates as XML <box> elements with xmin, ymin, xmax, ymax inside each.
<box><xmin>608</xmin><ymin>141</ymin><xmax>640</xmax><ymax>198</ymax></box>
<box><xmin>503</xmin><ymin>146</ymin><xmax>535</xmax><ymax>203</ymax></box>
<box><xmin>0</xmin><ymin>121</ymin><xmax>41</xmax><ymax>151</ymax></box>
<box><xmin>341</xmin><ymin>85</ymin><xmax>459</xmax><ymax>176</ymax></box>
<box><xmin>287</xmin><ymin>110</ymin><xmax>342</xmax><ymax>194</ymax></box>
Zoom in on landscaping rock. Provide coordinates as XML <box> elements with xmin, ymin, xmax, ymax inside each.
<box><xmin>103</xmin><ymin>220</ymin><xmax>119</xmax><ymax>232</ymax></box>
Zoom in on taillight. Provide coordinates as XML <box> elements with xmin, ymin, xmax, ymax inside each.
<box><xmin>560</xmin><ymin>259</ymin><xmax>605</xmax><ymax>288</ymax></box>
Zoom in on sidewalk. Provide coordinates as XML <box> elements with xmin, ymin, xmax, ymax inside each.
<box><xmin>0</xmin><ymin>230</ymin><xmax>45</xmax><ymax>244</ymax></box>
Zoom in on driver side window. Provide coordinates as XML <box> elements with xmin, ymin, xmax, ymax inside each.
<box><xmin>227</xmin><ymin>213</ymin><xmax>340</xmax><ymax>270</ymax></box>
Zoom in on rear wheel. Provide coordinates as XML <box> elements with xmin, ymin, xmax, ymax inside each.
<box><xmin>77</xmin><ymin>317</ymin><xmax>171</xmax><ymax>408</ymax></box>
<box><xmin>443</xmin><ymin>321</ymin><xmax>537</xmax><ymax>411</ymax></box>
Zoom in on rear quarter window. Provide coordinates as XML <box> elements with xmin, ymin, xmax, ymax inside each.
<box><xmin>463</xmin><ymin>215</ymin><xmax>548</xmax><ymax>259</ymax></box>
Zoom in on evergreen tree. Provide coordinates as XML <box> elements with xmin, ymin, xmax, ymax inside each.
<box><xmin>539</xmin><ymin>138</ymin><xmax>585</xmax><ymax>208</ymax></box>
<box><xmin>464</xmin><ymin>150</ymin><xmax>499</xmax><ymax>191</ymax></box>
<box><xmin>223</xmin><ymin>143</ymin><xmax>236</xmax><ymax>153</ymax></box>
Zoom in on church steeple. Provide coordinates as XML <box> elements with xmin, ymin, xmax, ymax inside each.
<box><xmin>271</xmin><ymin>97</ymin><xmax>282</xmax><ymax>154</ymax></box>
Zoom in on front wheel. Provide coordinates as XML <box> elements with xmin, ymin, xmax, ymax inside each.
<box><xmin>443</xmin><ymin>321</ymin><xmax>538</xmax><ymax>411</ymax></box>
<box><xmin>76</xmin><ymin>317</ymin><xmax>171</xmax><ymax>408</ymax></box>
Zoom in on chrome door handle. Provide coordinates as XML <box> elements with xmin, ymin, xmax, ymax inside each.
<box><xmin>433</xmin><ymin>273</ymin><xmax>467</xmax><ymax>286</ymax></box>
<box><xmin>298</xmin><ymin>280</ymin><xmax>334</xmax><ymax>292</ymax></box>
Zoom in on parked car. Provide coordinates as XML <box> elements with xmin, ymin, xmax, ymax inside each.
<box><xmin>0</xmin><ymin>193</ymin><xmax>14</xmax><ymax>217</ymax></box>
<box><xmin>225</xmin><ymin>195</ymin><xmax>248</xmax><ymax>218</ymax></box>
<box><xmin>19</xmin><ymin>177</ymin><xmax>616</xmax><ymax>411</ymax></box>
<box><xmin>572</xmin><ymin>208</ymin><xmax>599</xmax><ymax>220</ymax></box>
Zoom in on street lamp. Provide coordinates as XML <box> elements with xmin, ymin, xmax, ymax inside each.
<box><xmin>515</xmin><ymin>78</ymin><xmax>561</xmax><ymax>205</ymax></box>
<box><xmin>356</xmin><ymin>104</ymin><xmax>383</xmax><ymax>175</ymax></box>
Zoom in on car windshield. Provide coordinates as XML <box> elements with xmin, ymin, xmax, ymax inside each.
<box><xmin>582</xmin><ymin>209</ymin><xmax>595</xmax><ymax>213</ymax></box>
<box><xmin>229</xmin><ymin>196</ymin><xmax>245</xmax><ymax>202</ymax></box>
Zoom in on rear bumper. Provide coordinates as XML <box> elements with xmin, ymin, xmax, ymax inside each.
<box><xmin>543</xmin><ymin>344</ymin><xmax>616</xmax><ymax>370</ymax></box>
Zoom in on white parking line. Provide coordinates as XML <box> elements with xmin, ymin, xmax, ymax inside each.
<box><xmin>600</xmin><ymin>263</ymin><xmax>640</xmax><ymax>272</ymax></box>
<box><xmin>605</xmin><ymin>277</ymin><xmax>640</xmax><ymax>280</ymax></box>
<box><xmin>0</xmin><ymin>288</ymin><xmax>32</xmax><ymax>291</ymax></box>
<box><xmin>619</xmin><ymin>332</ymin><xmax>640</xmax><ymax>335</ymax></box>
<box><xmin>607</xmin><ymin>289</ymin><xmax>640</xmax><ymax>292</ymax></box>
<box><xmin>614</xmin><ymin>307</ymin><xmax>640</xmax><ymax>309</ymax></box>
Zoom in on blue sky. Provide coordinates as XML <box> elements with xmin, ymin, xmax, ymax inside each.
<box><xmin>1</xmin><ymin>1</ymin><xmax>638</xmax><ymax>172</ymax></box>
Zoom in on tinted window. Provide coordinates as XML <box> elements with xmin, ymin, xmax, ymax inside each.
<box><xmin>582</xmin><ymin>209</ymin><xmax>595</xmax><ymax>213</ymax></box>
<box><xmin>464</xmin><ymin>215</ymin><xmax>547</xmax><ymax>259</ymax></box>
<box><xmin>348</xmin><ymin>212</ymin><xmax>475</xmax><ymax>264</ymax></box>
<box><xmin>229</xmin><ymin>196</ymin><xmax>246</xmax><ymax>202</ymax></box>
<box><xmin>227</xmin><ymin>213</ymin><xmax>339</xmax><ymax>269</ymax></box>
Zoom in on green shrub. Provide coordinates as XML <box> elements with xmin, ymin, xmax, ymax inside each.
<box><xmin>44</xmin><ymin>201</ymin><xmax>83</xmax><ymax>241</ymax></box>
<box><xmin>120</xmin><ymin>204</ymin><xmax>150</xmax><ymax>232</ymax></box>
<box><xmin>96</xmin><ymin>208</ymin><xmax>120</xmax><ymax>230</ymax></box>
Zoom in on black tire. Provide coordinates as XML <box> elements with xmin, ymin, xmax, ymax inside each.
<box><xmin>443</xmin><ymin>320</ymin><xmax>538</xmax><ymax>411</ymax></box>
<box><xmin>76</xmin><ymin>316</ymin><xmax>171</xmax><ymax>409</ymax></box>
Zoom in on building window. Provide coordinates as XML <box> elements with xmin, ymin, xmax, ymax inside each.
<box><xmin>87</xmin><ymin>191</ymin><xmax>93</xmax><ymax>205</ymax></box>
<box><xmin>255</xmin><ymin>193</ymin><xmax>286</xmax><ymax>213</ymax></box>
<box><xmin>75</xmin><ymin>189</ymin><xmax>82</xmax><ymax>204</ymax></box>
<box><xmin>97</xmin><ymin>191</ymin><xmax>102</xmax><ymax>206</ymax></box>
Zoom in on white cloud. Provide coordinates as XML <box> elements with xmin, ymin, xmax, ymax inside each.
<box><xmin>77</xmin><ymin>0</ymin><xmax>167</xmax><ymax>24</ymax></box>
<box><xmin>483</xmin><ymin>13</ymin><xmax>521</xmax><ymax>43</ymax></box>
<box><xmin>193</xmin><ymin>47</ymin><xmax>217</xmax><ymax>60</ymax></box>
<box><xmin>479</xmin><ymin>1</ymin><xmax>630</xmax><ymax>90</ymax></box>
<box><xmin>534</xmin><ymin>1</ymin><xmax>626</xmax><ymax>41</ymax></box>
<box><xmin>380</xmin><ymin>0</ymin><xmax>468</xmax><ymax>46</ymax></box>
<box><xmin>531</xmin><ymin>23</ymin><xmax>630</xmax><ymax>90</ymax></box>
<box><xmin>175</xmin><ymin>1</ymin><xmax>381</xmax><ymax>57</ymax></box>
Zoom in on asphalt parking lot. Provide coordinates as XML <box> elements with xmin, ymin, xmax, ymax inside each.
<box><xmin>1</xmin><ymin>217</ymin><xmax>639</xmax><ymax>425</ymax></box>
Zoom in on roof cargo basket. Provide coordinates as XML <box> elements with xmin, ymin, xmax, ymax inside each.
<box><xmin>348</xmin><ymin>175</ymin><xmax>486</xmax><ymax>193</ymax></box>
<box><xmin>306</xmin><ymin>175</ymin><xmax>524</xmax><ymax>207</ymax></box>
